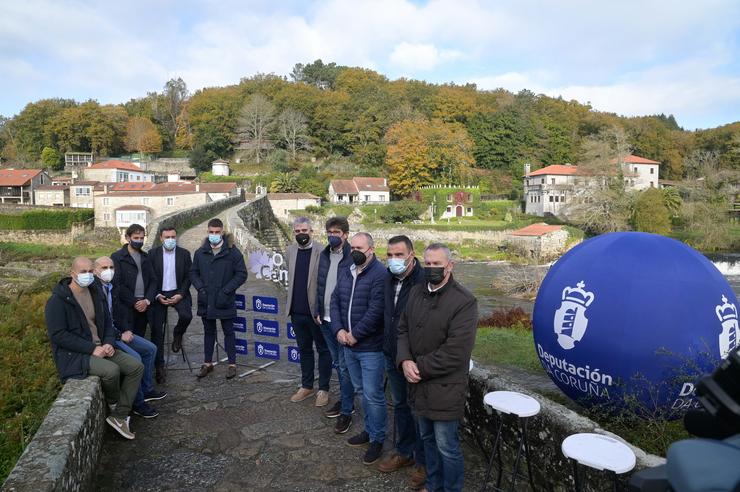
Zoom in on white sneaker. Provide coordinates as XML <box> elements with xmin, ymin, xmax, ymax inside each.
<box><xmin>106</xmin><ymin>415</ymin><xmax>135</xmax><ymax>440</ymax></box>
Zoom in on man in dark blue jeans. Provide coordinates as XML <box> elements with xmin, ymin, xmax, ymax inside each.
<box><xmin>331</xmin><ymin>232</ymin><xmax>386</xmax><ymax>465</ymax></box>
<box><xmin>315</xmin><ymin>216</ymin><xmax>355</xmax><ymax>433</ymax></box>
<box><xmin>190</xmin><ymin>218</ymin><xmax>248</xmax><ymax>380</ymax></box>
<box><xmin>376</xmin><ymin>235</ymin><xmax>427</xmax><ymax>489</ymax></box>
<box><xmin>286</xmin><ymin>217</ymin><xmax>329</xmax><ymax>406</ymax></box>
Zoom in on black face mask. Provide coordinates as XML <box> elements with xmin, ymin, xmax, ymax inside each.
<box><xmin>130</xmin><ymin>240</ymin><xmax>144</xmax><ymax>251</ymax></box>
<box><xmin>425</xmin><ymin>266</ymin><xmax>446</xmax><ymax>285</ymax></box>
<box><xmin>351</xmin><ymin>250</ymin><xmax>367</xmax><ymax>266</ymax></box>
<box><xmin>295</xmin><ymin>233</ymin><xmax>310</xmax><ymax>246</ymax></box>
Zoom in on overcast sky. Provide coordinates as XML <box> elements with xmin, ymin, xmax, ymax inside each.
<box><xmin>1</xmin><ymin>0</ymin><xmax>738</xmax><ymax>129</ymax></box>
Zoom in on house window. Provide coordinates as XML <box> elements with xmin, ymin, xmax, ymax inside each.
<box><xmin>549</xmin><ymin>196</ymin><xmax>554</xmax><ymax>202</ymax></box>
<box><xmin>379</xmin><ymin>195</ymin><xmax>385</xmax><ymax>202</ymax></box>
<box><xmin>103</xmin><ymin>198</ymin><xmax>109</xmax><ymax>205</ymax></box>
<box><xmin>167</xmin><ymin>197</ymin><xmax>174</xmax><ymax>206</ymax></box>
<box><xmin>75</xmin><ymin>187</ymin><xmax>90</xmax><ymax>196</ymax></box>
<box><xmin>104</xmin><ymin>213</ymin><xmax>111</xmax><ymax>221</ymax></box>
<box><xmin>141</xmin><ymin>197</ymin><xmax>150</xmax><ymax>205</ymax></box>
<box><xmin>650</xmin><ymin>181</ymin><xmax>654</xmax><ymax>188</ymax></box>
<box><xmin>634</xmin><ymin>167</ymin><xmax>638</xmax><ymax>174</ymax></box>
<box><xmin>541</xmin><ymin>178</ymin><xmax>545</xmax><ymax>184</ymax></box>
<box><xmin>116</xmin><ymin>171</ymin><xmax>129</xmax><ymax>181</ymax></box>
<box><xmin>551</xmin><ymin>178</ymin><xmax>556</xmax><ymax>185</ymax></box>
<box><xmin>467</xmin><ymin>207</ymin><xmax>472</xmax><ymax>213</ymax></box>
<box><xmin>561</xmin><ymin>195</ymin><xmax>565</xmax><ymax>202</ymax></box>
<box><xmin>446</xmin><ymin>206</ymin><xmax>452</xmax><ymax>212</ymax></box>
<box><xmin>364</xmin><ymin>195</ymin><xmax>370</xmax><ymax>201</ymax></box>
<box><xmin>554</xmin><ymin>196</ymin><xmax>559</xmax><ymax>203</ymax></box>
<box><xmin>466</xmin><ymin>193</ymin><xmax>472</xmax><ymax>201</ymax></box>
<box><xmin>650</xmin><ymin>167</ymin><xmax>654</xmax><ymax>174</ymax></box>
<box><xmin>446</xmin><ymin>194</ymin><xmax>452</xmax><ymax>202</ymax></box>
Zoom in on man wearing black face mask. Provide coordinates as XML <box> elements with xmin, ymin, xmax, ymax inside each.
<box><xmin>286</xmin><ymin>217</ymin><xmax>330</xmax><ymax>406</ymax></box>
<box><xmin>396</xmin><ymin>243</ymin><xmax>478</xmax><ymax>492</ymax></box>
<box><xmin>111</xmin><ymin>224</ymin><xmax>159</xmax><ymax>380</ymax></box>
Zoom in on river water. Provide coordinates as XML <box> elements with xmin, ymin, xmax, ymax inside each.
<box><xmin>455</xmin><ymin>252</ymin><xmax>740</xmax><ymax>317</ymax></box>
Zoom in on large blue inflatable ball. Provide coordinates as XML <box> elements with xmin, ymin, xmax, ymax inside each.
<box><xmin>532</xmin><ymin>232</ymin><xmax>739</xmax><ymax>418</ymax></box>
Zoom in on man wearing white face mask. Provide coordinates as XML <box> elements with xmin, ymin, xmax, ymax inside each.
<box><xmin>46</xmin><ymin>257</ymin><xmax>143</xmax><ymax>440</ymax></box>
<box><xmin>95</xmin><ymin>256</ymin><xmax>164</xmax><ymax>419</ymax></box>
<box><xmin>150</xmin><ymin>226</ymin><xmax>193</xmax><ymax>369</ymax></box>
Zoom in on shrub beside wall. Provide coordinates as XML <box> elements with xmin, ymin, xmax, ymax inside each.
<box><xmin>0</xmin><ymin>210</ymin><xmax>94</xmax><ymax>230</ymax></box>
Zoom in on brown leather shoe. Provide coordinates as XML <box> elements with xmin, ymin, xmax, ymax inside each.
<box><xmin>226</xmin><ymin>365</ymin><xmax>237</xmax><ymax>379</ymax></box>
<box><xmin>377</xmin><ymin>453</ymin><xmax>414</xmax><ymax>473</ymax></box>
<box><xmin>155</xmin><ymin>365</ymin><xmax>166</xmax><ymax>384</ymax></box>
<box><xmin>196</xmin><ymin>363</ymin><xmax>214</xmax><ymax>379</ymax></box>
<box><xmin>409</xmin><ymin>465</ymin><xmax>426</xmax><ymax>490</ymax></box>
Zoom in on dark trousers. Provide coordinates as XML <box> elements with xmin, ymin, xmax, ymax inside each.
<box><xmin>151</xmin><ymin>291</ymin><xmax>193</xmax><ymax>366</ymax></box>
<box><xmin>130</xmin><ymin>305</ymin><xmax>150</xmax><ymax>339</ymax></box>
<box><xmin>203</xmin><ymin>317</ymin><xmax>236</xmax><ymax>364</ymax></box>
<box><xmin>291</xmin><ymin>313</ymin><xmax>332</xmax><ymax>391</ymax></box>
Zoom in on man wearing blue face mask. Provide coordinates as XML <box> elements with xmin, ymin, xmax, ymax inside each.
<box><xmin>150</xmin><ymin>226</ymin><xmax>193</xmax><ymax>371</ymax></box>
<box><xmin>111</xmin><ymin>224</ymin><xmax>159</xmax><ymax>379</ymax></box>
<box><xmin>190</xmin><ymin>218</ymin><xmax>248</xmax><ymax>380</ymax></box>
<box><xmin>46</xmin><ymin>256</ymin><xmax>143</xmax><ymax>440</ymax></box>
<box><xmin>377</xmin><ymin>235</ymin><xmax>427</xmax><ymax>488</ymax></box>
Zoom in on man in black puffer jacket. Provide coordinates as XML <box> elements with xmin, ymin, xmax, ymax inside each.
<box><xmin>190</xmin><ymin>218</ymin><xmax>247</xmax><ymax>380</ymax></box>
<box><xmin>46</xmin><ymin>256</ymin><xmax>143</xmax><ymax>440</ymax></box>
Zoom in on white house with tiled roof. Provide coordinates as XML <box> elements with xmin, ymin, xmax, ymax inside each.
<box><xmin>0</xmin><ymin>169</ymin><xmax>49</xmax><ymax>204</ymax></box>
<box><xmin>82</xmin><ymin>160</ymin><xmax>154</xmax><ymax>183</ymax></box>
<box><xmin>523</xmin><ymin>154</ymin><xmax>661</xmax><ymax>217</ymax></box>
<box><xmin>328</xmin><ymin>177</ymin><xmax>389</xmax><ymax>204</ymax></box>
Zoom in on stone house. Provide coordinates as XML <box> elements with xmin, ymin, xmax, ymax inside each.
<box><xmin>82</xmin><ymin>160</ymin><xmax>154</xmax><ymax>183</ymax></box>
<box><xmin>34</xmin><ymin>184</ymin><xmax>70</xmax><ymax>207</ymax></box>
<box><xmin>0</xmin><ymin>169</ymin><xmax>50</xmax><ymax>204</ymax></box>
<box><xmin>267</xmin><ymin>193</ymin><xmax>321</xmax><ymax>219</ymax></box>
<box><xmin>328</xmin><ymin>177</ymin><xmax>390</xmax><ymax>204</ymax></box>
<box><xmin>506</xmin><ymin>223</ymin><xmax>569</xmax><ymax>260</ymax></box>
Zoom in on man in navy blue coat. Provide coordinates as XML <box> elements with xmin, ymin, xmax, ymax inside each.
<box><xmin>190</xmin><ymin>218</ymin><xmax>248</xmax><ymax>380</ymax></box>
<box><xmin>331</xmin><ymin>232</ymin><xmax>386</xmax><ymax>465</ymax></box>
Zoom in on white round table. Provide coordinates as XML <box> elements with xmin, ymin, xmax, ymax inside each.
<box><xmin>562</xmin><ymin>433</ymin><xmax>636</xmax><ymax>491</ymax></box>
<box><xmin>483</xmin><ymin>390</ymin><xmax>541</xmax><ymax>417</ymax></box>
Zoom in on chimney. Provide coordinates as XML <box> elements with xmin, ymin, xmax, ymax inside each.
<box><xmin>196</xmin><ymin>183</ymin><xmax>200</xmax><ymax>192</ymax></box>
<box><xmin>524</xmin><ymin>163</ymin><xmax>531</xmax><ymax>176</ymax></box>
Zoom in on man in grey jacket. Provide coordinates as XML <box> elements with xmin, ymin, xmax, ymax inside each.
<box><xmin>286</xmin><ymin>217</ymin><xmax>330</xmax><ymax>406</ymax></box>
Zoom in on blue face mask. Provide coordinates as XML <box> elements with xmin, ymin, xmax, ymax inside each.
<box><xmin>76</xmin><ymin>272</ymin><xmax>95</xmax><ymax>287</ymax></box>
<box><xmin>388</xmin><ymin>258</ymin><xmax>407</xmax><ymax>275</ymax></box>
<box><xmin>328</xmin><ymin>236</ymin><xmax>342</xmax><ymax>248</ymax></box>
<box><xmin>163</xmin><ymin>238</ymin><xmax>177</xmax><ymax>250</ymax></box>
<box><xmin>208</xmin><ymin>234</ymin><xmax>222</xmax><ymax>245</ymax></box>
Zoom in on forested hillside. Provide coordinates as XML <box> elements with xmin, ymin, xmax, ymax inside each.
<box><xmin>1</xmin><ymin>60</ymin><xmax>738</xmax><ymax>199</ymax></box>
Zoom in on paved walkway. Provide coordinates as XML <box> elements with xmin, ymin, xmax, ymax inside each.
<box><xmin>96</xmin><ymin>208</ymin><xmax>490</xmax><ymax>491</ymax></box>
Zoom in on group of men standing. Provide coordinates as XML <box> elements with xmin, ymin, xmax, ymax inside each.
<box><xmin>45</xmin><ymin>218</ymin><xmax>247</xmax><ymax>440</ymax></box>
<box><xmin>286</xmin><ymin>216</ymin><xmax>478</xmax><ymax>492</ymax></box>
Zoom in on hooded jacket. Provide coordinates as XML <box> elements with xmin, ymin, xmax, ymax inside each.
<box><xmin>396</xmin><ymin>275</ymin><xmax>478</xmax><ymax>420</ymax></box>
<box><xmin>45</xmin><ymin>277</ymin><xmax>116</xmax><ymax>382</ymax></box>
<box><xmin>190</xmin><ymin>233</ymin><xmax>248</xmax><ymax>319</ymax></box>
<box><xmin>383</xmin><ymin>257</ymin><xmax>425</xmax><ymax>361</ymax></box>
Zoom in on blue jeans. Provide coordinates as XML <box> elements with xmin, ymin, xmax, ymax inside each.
<box><xmin>321</xmin><ymin>320</ymin><xmax>355</xmax><ymax>415</ymax></box>
<box><xmin>417</xmin><ymin>416</ymin><xmax>464</xmax><ymax>492</ymax></box>
<box><xmin>345</xmin><ymin>349</ymin><xmax>386</xmax><ymax>443</ymax></box>
<box><xmin>386</xmin><ymin>355</ymin><xmax>425</xmax><ymax>464</ymax></box>
<box><xmin>115</xmin><ymin>334</ymin><xmax>156</xmax><ymax>407</ymax></box>
<box><xmin>292</xmin><ymin>313</ymin><xmax>332</xmax><ymax>391</ymax></box>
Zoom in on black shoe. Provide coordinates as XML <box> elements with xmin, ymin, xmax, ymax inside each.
<box><xmin>132</xmin><ymin>402</ymin><xmax>159</xmax><ymax>419</ymax></box>
<box><xmin>347</xmin><ymin>430</ymin><xmax>369</xmax><ymax>447</ymax></box>
<box><xmin>324</xmin><ymin>401</ymin><xmax>341</xmax><ymax>418</ymax></box>
<box><xmin>335</xmin><ymin>414</ymin><xmax>352</xmax><ymax>434</ymax></box>
<box><xmin>363</xmin><ymin>441</ymin><xmax>384</xmax><ymax>465</ymax></box>
<box><xmin>144</xmin><ymin>390</ymin><xmax>167</xmax><ymax>402</ymax></box>
<box><xmin>172</xmin><ymin>334</ymin><xmax>183</xmax><ymax>353</ymax></box>
<box><xmin>226</xmin><ymin>365</ymin><xmax>237</xmax><ymax>379</ymax></box>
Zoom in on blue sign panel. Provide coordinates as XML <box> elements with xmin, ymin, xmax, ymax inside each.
<box><xmin>253</xmin><ymin>295</ymin><xmax>279</xmax><ymax>314</ymax></box>
<box><xmin>287</xmin><ymin>345</ymin><xmax>300</xmax><ymax>363</ymax></box>
<box><xmin>233</xmin><ymin>316</ymin><xmax>247</xmax><ymax>333</ymax></box>
<box><xmin>253</xmin><ymin>318</ymin><xmax>279</xmax><ymax>337</ymax></box>
<box><xmin>287</xmin><ymin>322</ymin><xmax>296</xmax><ymax>340</ymax></box>
<box><xmin>533</xmin><ymin>232</ymin><xmax>737</xmax><ymax>418</ymax></box>
<box><xmin>235</xmin><ymin>338</ymin><xmax>248</xmax><ymax>355</ymax></box>
<box><xmin>235</xmin><ymin>294</ymin><xmax>246</xmax><ymax>310</ymax></box>
<box><xmin>254</xmin><ymin>341</ymin><xmax>280</xmax><ymax>360</ymax></box>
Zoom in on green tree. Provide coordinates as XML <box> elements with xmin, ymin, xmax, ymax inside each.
<box><xmin>290</xmin><ymin>59</ymin><xmax>346</xmax><ymax>89</ymax></box>
<box><xmin>188</xmin><ymin>86</ymin><xmax>242</xmax><ymax>161</ymax></box>
<box><xmin>6</xmin><ymin>99</ymin><xmax>75</xmax><ymax>161</ymax></box>
<box><xmin>270</xmin><ymin>172</ymin><xmax>300</xmax><ymax>193</ymax></box>
<box><xmin>661</xmin><ymin>187</ymin><xmax>682</xmax><ymax>217</ymax></box>
<box><xmin>40</xmin><ymin>147</ymin><xmax>63</xmax><ymax>170</ymax></box>
<box><xmin>632</xmin><ymin>188</ymin><xmax>671</xmax><ymax>235</ymax></box>
<box><xmin>378</xmin><ymin>200</ymin><xmax>426</xmax><ymax>223</ymax></box>
<box><xmin>125</xmin><ymin>117</ymin><xmax>163</xmax><ymax>155</ymax></box>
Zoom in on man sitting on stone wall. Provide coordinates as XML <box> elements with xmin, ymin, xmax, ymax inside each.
<box><xmin>45</xmin><ymin>256</ymin><xmax>144</xmax><ymax>440</ymax></box>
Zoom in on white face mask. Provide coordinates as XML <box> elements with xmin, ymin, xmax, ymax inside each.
<box><xmin>99</xmin><ymin>269</ymin><xmax>114</xmax><ymax>283</ymax></box>
<box><xmin>76</xmin><ymin>272</ymin><xmax>95</xmax><ymax>287</ymax></box>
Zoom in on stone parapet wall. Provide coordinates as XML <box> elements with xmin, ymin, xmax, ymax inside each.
<box><xmin>464</xmin><ymin>365</ymin><xmax>665</xmax><ymax>491</ymax></box>
<box><xmin>1</xmin><ymin>378</ymin><xmax>106</xmax><ymax>492</ymax></box>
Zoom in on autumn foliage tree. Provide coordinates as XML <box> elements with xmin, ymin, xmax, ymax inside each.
<box><xmin>125</xmin><ymin>117</ymin><xmax>162</xmax><ymax>154</ymax></box>
<box><xmin>385</xmin><ymin>119</ymin><xmax>474</xmax><ymax>196</ymax></box>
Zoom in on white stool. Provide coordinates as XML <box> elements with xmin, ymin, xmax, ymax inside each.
<box><xmin>481</xmin><ymin>391</ymin><xmax>541</xmax><ymax>492</ymax></box>
<box><xmin>561</xmin><ymin>433</ymin><xmax>636</xmax><ymax>492</ymax></box>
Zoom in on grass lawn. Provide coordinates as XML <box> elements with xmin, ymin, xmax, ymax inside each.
<box><xmin>473</xmin><ymin>326</ymin><xmax>689</xmax><ymax>456</ymax></box>
<box><xmin>0</xmin><ymin>240</ymin><xmax>122</xmax><ymax>265</ymax></box>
